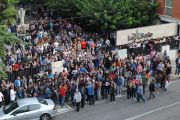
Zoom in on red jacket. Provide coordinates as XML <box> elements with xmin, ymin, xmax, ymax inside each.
<box><xmin>81</xmin><ymin>41</ymin><xmax>86</xmax><ymax>49</ymax></box>
<box><xmin>61</xmin><ymin>87</ymin><xmax>65</xmax><ymax>97</ymax></box>
<box><xmin>133</xmin><ymin>79</ymin><xmax>139</xmax><ymax>85</ymax></box>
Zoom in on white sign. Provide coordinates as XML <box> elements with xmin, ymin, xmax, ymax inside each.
<box><xmin>116</xmin><ymin>23</ymin><xmax>178</xmax><ymax>45</ymax></box>
<box><xmin>122</xmin><ymin>49</ymin><xmax>127</xmax><ymax>54</ymax></box>
<box><xmin>118</xmin><ymin>50</ymin><xmax>123</xmax><ymax>55</ymax></box>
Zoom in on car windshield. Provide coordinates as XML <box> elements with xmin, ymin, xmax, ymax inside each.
<box><xmin>3</xmin><ymin>101</ymin><xmax>19</xmax><ymax>114</ymax></box>
<box><xmin>37</xmin><ymin>98</ymin><xmax>48</xmax><ymax>105</ymax></box>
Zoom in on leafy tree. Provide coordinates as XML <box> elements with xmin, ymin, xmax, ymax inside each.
<box><xmin>0</xmin><ymin>0</ymin><xmax>23</xmax><ymax>79</ymax></box>
<box><xmin>45</xmin><ymin>0</ymin><xmax>80</xmax><ymax>17</ymax></box>
<box><xmin>76</xmin><ymin>0</ymin><xmax>161</xmax><ymax>31</ymax></box>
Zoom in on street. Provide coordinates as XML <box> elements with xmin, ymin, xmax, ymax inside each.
<box><xmin>52</xmin><ymin>77</ymin><xmax>180</xmax><ymax>120</ymax></box>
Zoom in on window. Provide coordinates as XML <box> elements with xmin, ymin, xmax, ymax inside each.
<box><xmin>149</xmin><ymin>0</ymin><xmax>154</xmax><ymax>4</ymax></box>
<box><xmin>165</xmin><ymin>0</ymin><xmax>173</xmax><ymax>16</ymax></box>
<box><xmin>28</xmin><ymin>104</ymin><xmax>41</xmax><ymax>111</ymax></box>
<box><xmin>4</xmin><ymin>101</ymin><xmax>19</xmax><ymax>114</ymax></box>
<box><xmin>37</xmin><ymin>98</ymin><xmax>48</xmax><ymax>105</ymax></box>
<box><xmin>12</xmin><ymin>105</ymin><xmax>28</xmax><ymax>115</ymax></box>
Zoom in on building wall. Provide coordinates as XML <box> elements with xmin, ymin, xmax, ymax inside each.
<box><xmin>116</xmin><ymin>23</ymin><xmax>178</xmax><ymax>45</ymax></box>
<box><xmin>156</xmin><ymin>0</ymin><xmax>165</xmax><ymax>15</ymax></box>
<box><xmin>156</xmin><ymin>0</ymin><xmax>180</xmax><ymax>19</ymax></box>
<box><xmin>172</xmin><ymin>0</ymin><xmax>180</xmax><ymax>19</ymax></box>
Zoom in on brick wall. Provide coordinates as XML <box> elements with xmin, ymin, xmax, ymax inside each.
<box><xmin>172</xmin><ymin>0</ymin><xmax>180</xmax><ymax>19</ymax></box>
<box><xmin>156</xmin><ymin>0</ymin><xmax>165</xmax><ymax>15</ymax></box>
<box><xmin>156</xmin><ymin>0</ymin><xmax>180</xmax><ymax>19</ymax></box>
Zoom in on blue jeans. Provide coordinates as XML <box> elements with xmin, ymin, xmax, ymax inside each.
<box><xmin>95</xmin><ymin>90</ymin><xmax>99</xmax><ymax>101</ymax></box>
<box><xmin>175</xmin><ymin>64</ymin><xmax>179</xmax><ymax>75</ymax></box>
<box><xmin>103</xmin><ymin>89</ymin><xmax>108</xmax><ymax>98</ymax></box>
<box><xmin>169</xmin><ymin>74</ymin><xmax>171</xmax><ymax>81</ymax></box>
<box><xmin>89</xmin><ymin>95</ymin><xmax>94</xmax><ymax>105</ymax></box>
<box><xmin>61</xmin><ymin>96</ymin><xmax>65</xmax><ymax>107</ymax></box>
<box><xmin>22</xmin><ymin>92</ymin><xmax>25</xmax><ymax>99</ymax></box>
<box><xmin>153</xmin><ymin>69</ymin><xmax>157</xmax><ymax>77</ymax></box>
<box><xmin>65</xmin><ymin>92</ymin><xmax>69</xmax><ymax>102</ymax></box>
<box><xmin>39</xmin><ymin>95</ymin><xmax>45</xmax><ymax>99</ymax></box>
<box><xmin>53</xmin><ymin>100</ymin><xmax>57</xmax><ymax>106</ymax></box>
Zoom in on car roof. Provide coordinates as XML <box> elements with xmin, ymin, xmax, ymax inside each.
<box><xmin>17</xmin><ymin>98</ymin><xmax>39</xmax><ymax>106</ymax></box>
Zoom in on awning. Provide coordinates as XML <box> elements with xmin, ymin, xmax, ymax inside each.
<box><xmin>158</xmin><ymin>14</ymin><xmax>180</xmax><ymax>25</ymax></box>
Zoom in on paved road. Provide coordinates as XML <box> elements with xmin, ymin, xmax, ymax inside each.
<box><xmin>52</xmin><ymin>77</ymin><xmax>180</xmax><ymax>120</ymax></box>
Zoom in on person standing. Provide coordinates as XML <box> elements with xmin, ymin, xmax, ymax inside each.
<box><xmin>81</xmin><ymin>39</ymin><xmax>87</xmax><ymax>50</ymax></box>
<box><xmin>3</xmin><ymin>86</ymin><xmax>10</xmax><ymax>105</ymax></box>
<box><xmin>0</xmin><ymin>91</ymin><xmax>4</xmax><ymax>108</ymax></box>
<box><xmin>141</xmin><ymin>72</ymin><xmax>149</xmax><ymax>95</ymax></box>
<box><xmin>148</xmin><ymin>80</ymin><xmax>155</xmax><ymax>100</ymax></box>
<box><xmin>80</xmin><ymin>86</ymin><xmax>86</xmax><ymax>108</ymax></box>
<box><xmin>14</xmin><ymin>76</ymin><xmax>21</xmax><ymax>91</ymax></box>
<box><xmin>87</xmin><ymin>82</ymin><xmax>94</xmax><ymax>105</ymax></box>
<box><xmin>175</xmin><ymin>55</ymin><xmax>180</xmax><ymax>75</ymax></box>
<box><xmin>136</xmin><ymin>83</ymin><xmax>146</xmax><ymax>103</ymax></box>
<box><xmin>132</xmin><ymin>78</ymin><xmax>137</xmax><ymax>100</ymax></box>
<box><xmin>94</xmin><ymin>81</ymin><xmax>99</xmax><ymax>102</ymax></box>
<box><xmin>109</xmin><ymin>83</ymin><xmax>115</xmax><ymax>104</ymax></box>
<box><xmin>127</xmin><ymin>80</ymin><xmax>132</xmax><ymax>101</ymax></box>
<box><xmin>116</xmin><ymin>75</ymin><xmax>122</xmax><ymax>97</ymax></box>
<box><xmin>10</xmin><ymin>86</ymin><xmax>16</xmax><ymax>102</ymax></box>
<box><xmin>51</xmin><ymin>87</ymin><xmax>58</xmax><ymax>106</ymax></box>
<box><xmin>74</xmin><ymin>89</ymin><xmax>82</xmax><ymax>112</ymax></box>
<box><xmin>61</xmin><ymin>83</ymin><xmax>66</xmax><ymax>108</ymax></box>
<box><xmin>155</xmin><ymin>73</ymin><xmax>161</xmax><ymax>94</ymax></box>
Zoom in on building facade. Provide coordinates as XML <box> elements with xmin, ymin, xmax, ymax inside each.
<box><xmin>153</xmin><ymin>0</ymin><xmax>180</xmax><ymax>34</ymax></box>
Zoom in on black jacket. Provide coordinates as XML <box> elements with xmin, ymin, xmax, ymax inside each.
<box><xmin>149</xmin><ymin>83</ymin><xmax>155</xmax><ymax>91</ymax></box>
<box><xmin>80</xmin><ymin>89</ymin><xmax>86</xmax><ymax>100</ymax></box>
<box><xmin>109</xmin><ymin>86</ymin><xmax>115</xmax><ymax>94</ymax></box>
<box><xmin>51</xmin><ymin>90</ymin><xmax>58</xmax><ymax>102</ymax></box>
<box><xmin>127</xmin><ymin>85</ymin><xmax>132</xmax><ymax>92</ymax></box>
<box><xmin>175</xmin><ymin>58</ymin><xmax>180</xmax><ymax>65</ymax></box>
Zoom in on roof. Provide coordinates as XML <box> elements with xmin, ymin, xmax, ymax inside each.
<box><xmin>17</xmin><ymin>98</ymin><xmax>39</xmax><ymax>106</ymax></box>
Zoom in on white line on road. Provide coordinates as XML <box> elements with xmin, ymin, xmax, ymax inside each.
<box><xmin>95</xmin><ymin>100</ymin><xmax>106</xmax><ymax>104</ymax></box>
<box><xmin>170</xmin><ymin>80</ymin><xmax>180</xmax><ymax>84</ymax></box>
<box><xmin>125</xmin><ymin>102</ymin><xmax>180</xmax><ymax>120</ymax></box>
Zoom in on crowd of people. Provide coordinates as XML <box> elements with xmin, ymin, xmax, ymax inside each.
<box><xmin>0</xmin><ymin>9</ymin><xmax>178</xmax><ymax>112</ymax></box>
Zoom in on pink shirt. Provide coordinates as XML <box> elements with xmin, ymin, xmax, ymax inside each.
<box><xmin>150</xmin><ymin>51</ymin><xmax>156</xmax><ymax>58</ymax></box>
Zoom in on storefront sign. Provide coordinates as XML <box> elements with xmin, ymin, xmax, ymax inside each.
<box><xmin>128</xmin><ymin>30</ymin><xmax>153</xmax><ymax>41</ymax></box>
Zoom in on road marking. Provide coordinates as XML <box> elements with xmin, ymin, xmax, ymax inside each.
<box><xmin>125</xmin><ymin>102</ymin><xmax>180</xmax><ymax>120</ymax></box>
<box><xmin>56</xmin><ymin>105</ymin><xmax>74</xmax><ymax>115</ymax></box>
<box><xmin>95</xmin><ymin>100</ymin><xmax>106</xmax><ymax>104</ymax></box>
<box><xmin>170</xmin><ymin>80</ymin><xmax>180</xmax><ymax>84</ymax></box>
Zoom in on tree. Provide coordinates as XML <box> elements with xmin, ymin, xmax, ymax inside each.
<box><xmin>45</xmin><ymin>0</ymin><xmax>80</xmax><ymax>17</ymax></box>
<box><xmin>76</xmin><ymin>0</ymin><xmax>161</xmax><ymax>32</ymax></box>
<box><xmin>0</xmin><ymin>0</ymin><xmax>23</xmax><ymax>79</ymax></box>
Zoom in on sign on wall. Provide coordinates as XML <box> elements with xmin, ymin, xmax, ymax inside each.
<box><xmin>116</xmin><ymin>23</ymin><xmax>178</xmax><ymax>45</ymax></box>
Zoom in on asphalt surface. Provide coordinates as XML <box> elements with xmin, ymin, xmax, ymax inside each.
<box><xmin>52</xmin><ymin>77</ymin><xmax>180</xmax><ymax>120</ymax></box>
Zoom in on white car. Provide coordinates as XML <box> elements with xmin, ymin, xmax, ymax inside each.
<box><xmin>0</xmin><ymin>97</ymin><xmax>57</xmax><ymax>120</ymax></box>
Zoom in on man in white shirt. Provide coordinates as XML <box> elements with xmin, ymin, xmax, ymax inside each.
<box><xmin>54</xmin><ymin>40</ymin><xmax>59</xmax><ymax>48</ymax></box>
<box><xmin>44</xmin><ymin>41</ymin><xmax>49</xmax><ymax>49</ymax></box>
<box><xmin>136</xmin><ymin>42</ymin><xmax>141</xmax><ymax>47</ymax></box>
<box><xmin>0</xmin><ymin>91</ymin><xmax>4</xmax><ymax>108</ymax></box>
<box><xmin>74</xmin><ymin>89</ymin><xmax>82</xmax><ymax>112</ymax></box>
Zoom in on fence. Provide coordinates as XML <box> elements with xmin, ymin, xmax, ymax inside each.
<box><xmin>127</xmin><ymin>40</ymin><xmax>177</xmax><ymax>56</ymax></box>
<box><xmin>7</xmin><ymin>64</ymin><xmax>51</xmax><ymax>83</ymax></box>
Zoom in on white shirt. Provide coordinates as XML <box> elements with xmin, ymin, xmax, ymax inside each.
<box><xmin>44</xmin><ymin>43</ymin><xmax>49</xmax><ymax>49</ymax></box>
<box><xmin>0</xmin><ymin>92</ymin><xmax>4</xmax><ymax>102</ymax></box>
<box><xmin>74</xmin><ymin>92</ymin><xmax>82</xmax><ymax>103</ymax></box>
<box><xmin>136</xmin><ymin>43</ymin><xmax>141</xmax><ymax>47</ymax></box>
<box><xmin>10</xmin><ymin>89</ymin><xmax>15</xmax><ymax>101</ymax></box>
<box><xmin>54</xmin><ymin>42</ymin><xmax>59</xmax><ymax>48</ymax></box>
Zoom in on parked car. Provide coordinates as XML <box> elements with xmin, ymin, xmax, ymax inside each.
<box><xmin>0</xmin><ymin>97</ymin><xmax>57</xmax><ymax>120</ymax></box>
